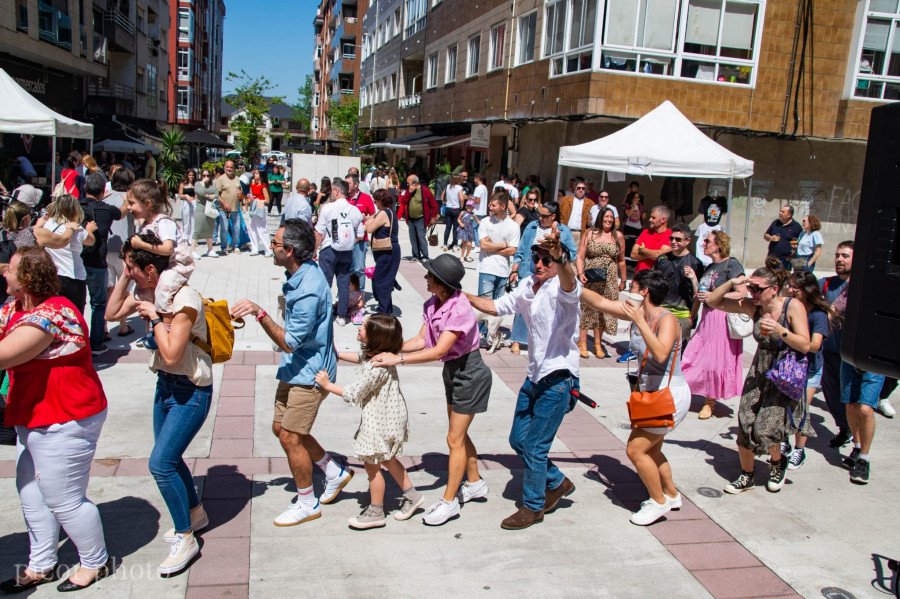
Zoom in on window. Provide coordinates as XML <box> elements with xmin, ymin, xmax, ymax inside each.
<box><xmin>677</xmin><ymin>0</ymin><xmax>758</xmax><ymax>84</ymax></box>
<box><xmin>517</xmin><ymin>12</ymin><xmax>537</xmax><ymax>65</ymax></box>
<box><xmin>427</xmin><ymin>52</ymin><xmax>439</xmax><ymax>88</ymax></box>
<box><xmin>313</xmin><ymin>116</ymin><xmax>319</xmax><ymax>131</ymax></box>
<box><xmin>446</xmin><ymin>44</ymin><xmax>457</xmax><ymax>82</ymax></box>
<box><xmin>136</xmin><ymin>68</ymin><xmax>145</xmax><ymax>94</ymax></box>
<box><xmin>489</xmin><ymin>23</ymin><xmax>506</xmax><ymax>70</ymax></box>
<box><xmin>160</xmin><ymin>27</ymin><xmax>167</xmax><ymax>50</ymax></box>
<box><xmin>177</xmin><ymin>85</ymin><xmax>190</xmax><ymax>120</ymax></box>
<box><xmin>342</xmin><ymin>42</ymin><xmax>356</xmax><ymax>58</ymax></box>
<box><xmin>391</xmin><ymin>72</ymin><xmax>397</xmax><ymax>98</ymax></box>
<box><xmin>853</xmin><ymin>0</ymin><xmax>900</xmax><ymax>100</ymax></box>
<box><xmin>178</xmin><ymin>7</ymin><xmax>193</xmax><ymax>42</ymax></box>
<box><xmin>393</xmin><ymin>8</ymin><xmax>402</xmax><ymax>36</ymax></box>
<box><xmin>544</xmin><ymin>0</ymin><xmax>594</xmax><ymax>74</ymax></box>
<box><xmin>137</xmin><ymin>5</ymin><xmax>146</xmax><ymax>33</ymax></box>
<box><xmin>177</xmin><ymin>49</ymin><xmax>190</xmax><ymax>80</ymax></box>
<box><xmin>467</xmin><ymin>35</ymin><xmax>481</xmax><ymax>76</ymax></box>
<box><xmin>313</xmin><ymin>92</ymin><xmax>319</xmax><ymax>106</ymax></box>
<box><xmin>147</xmin><ymin>63</ymin><xmax>157</xmax><ymax>107</ymax></box>
<box><xmin>405</xmin><ymin>0</ymin><xmax>426</xmax><ymax>37</ymax></box>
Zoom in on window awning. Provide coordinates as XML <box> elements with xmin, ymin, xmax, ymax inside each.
<box><xmin>364</xmin><ymin>130</ymin><xmax>435</xmax><ymax>149</ymax></box>
<box><xmin>409</xmin><ymin>134</ymin><xmax>471</xmax><ymax>150</ymax></box>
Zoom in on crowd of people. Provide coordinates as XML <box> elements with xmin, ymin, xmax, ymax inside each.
<box><xmin>0</xmin><ymin>157</ymin><xmax>895</xmax><ymax>591</ymax></box>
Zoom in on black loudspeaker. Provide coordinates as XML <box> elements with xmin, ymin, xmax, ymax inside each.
<box><xmin>842</xmin><ymin>101</ymin><xmax>900</xmax><ymax>377</ymax></box>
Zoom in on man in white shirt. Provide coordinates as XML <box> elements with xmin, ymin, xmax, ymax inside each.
<box><xmin>477</xmin><ymin>191</ymin><xmax>520</xmax><ymax>303</ymax></box>
<box><xmin>283</xmin><ymin>178</ymin><xmax>313</xmax><ymax>224</ymax></box>
<box><xmin>472</xmin><ymin>173</ymin><xmax>489</xmax><ymax>246</ymax></box>
<box><xmin>466</xmin><ymin>222</ymin><xmax>580</xmax><ymax>530</ymax></box>
<box><xmin>493</xmin><ymin>173</ymin><xmax>519</xmax><ymax>204</ymax></box>
<box><xmin>314</xmin><ymin>178</ymin><xmax>364</xmax><ymax>326</ymax></box>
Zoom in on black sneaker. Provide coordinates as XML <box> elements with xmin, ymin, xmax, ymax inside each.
<box><xmin>767</xmin><ymin>457</ymin><xmax>788</xmax><ymax>492</ymax></box>
<box><xmin>850</xmin><ymin>459</ymin><xmax>870</xmax><ymax>485</ymax></box>
<box><xmin>829</xmin><ymin>428</ymin><xmax>852</xmax><ymax>448</ymax></box>
<box><xmin>843</xmin><ymin>447</ymin><xmax>861</xmax><ymax>470</ymax></box>
<box><xmin>787</xmin><ymin>448</ymin><xmax>806</xmax><ymax>470</ymax></box>
<box><xmin>724</xmin><ymin>472</ymin><xmax>755</xmax><ymax>494</ymax></box>
<box><xmin>780</xmin><ymin>441</ymin><xmax>792</xmax><ymax>456</ymax></box>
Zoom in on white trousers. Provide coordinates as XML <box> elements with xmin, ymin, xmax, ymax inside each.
<box><xmin>181</xmin><ymin>199</ymin><xmax>195</xmax><ymax>241</ymax></box>
<box><xmin>16</xmin><ymin>409</ymin><xmax>108</xmax><ymax>572</ymax></box>
<box><xmin>248</xmin><ymin>213</ymin><xmax>270</xmax><ymax>254</ymax></box>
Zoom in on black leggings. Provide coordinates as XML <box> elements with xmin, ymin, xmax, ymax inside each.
<box><xmin>443</xmin><ymin>208</ymin><xmax>460</xmax><ymax>248</ymax></box>
<box><xmin>268</xmin><ymin>191</ymin><xmax>283</xmax><ymax>214</ymax></box>
<box><xmin>59</xmin><ymin>275</ymin><xmax>87</xmax><ymax>314</ymax></box>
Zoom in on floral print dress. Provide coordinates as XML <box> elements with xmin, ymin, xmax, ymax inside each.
<box><xmin>342</xmin><ymin>353</ymin><xmax>409</xmax><ymax>464</ymax></box>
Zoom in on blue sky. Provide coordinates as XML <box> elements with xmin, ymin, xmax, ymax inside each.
<box><xmin>222</xmin><ymin>0</ymin><xmax>318</xmax><ymax>104</ymax></box>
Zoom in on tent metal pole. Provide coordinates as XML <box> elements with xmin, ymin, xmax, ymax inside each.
<box><xmin>726</xmin><ymin>178</ymin><xmax>733</xmax><ymax>234</ymax></box>
<box><xmin>554</xmin><ymin>164</ymin><xmax>562</xmax><ymax>201</ymax></box>
<box><xmin>51</xmin><ymin>135</ymin><xmax>56</xmax><ymax>193</ymax></box>
<box><xmin>742</xmin><ymin>177</ymin><xmax>753</xmax><ymax>267</ymax></box>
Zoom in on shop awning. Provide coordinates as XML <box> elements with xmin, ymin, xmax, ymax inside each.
<box><xmin>365</xmin><ymin>130</ymin><xmax>435</xmax><ymax>150</ymax></box>
<box><xmin>409</xmin><ymin>134</ymin><xmax>471</xmax><ymax>150</ymax></box>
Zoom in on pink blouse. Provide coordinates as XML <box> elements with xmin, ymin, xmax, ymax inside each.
<box><xmin>422</xmin><ymin>290</ymin><xmax>480</xmax><ymax>362</ymax></box>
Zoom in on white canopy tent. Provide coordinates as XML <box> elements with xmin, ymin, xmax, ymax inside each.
<box><xmin>555</xmin><ymin>100</ymin><xmax>755</xmax><ymax>261</ymax></box>
<box><xmin>0</xmin><ymin>68</ymin><xmax>94</xmax><ymax>188</ymax></box>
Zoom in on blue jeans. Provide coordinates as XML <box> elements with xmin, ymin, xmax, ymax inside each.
<box><xmin>319</xmin><ymin>246</ymin><xmax>353</xmax><ymax>317</ymax></box>
<box><xmin>509</xmin><ymin>373</ymin><xmax>578</xmax><ymax>511</ymax></box>
<box><xmin>478</xmin><ymin>273</ymin><xmax>508</xmax><ymax>334</ymax></box>
<box><xmin>352</xmin><ymin>240</ymin><xmax>367</xmax><ymax>292</ymax></box>
<box><xmin>218</xmin><ymin>209</ymin><xmax>240</xmax><ymax>249</ymax></box>
<box><xmin>408</xmin><ymin>217</ymin><xmax>428</xmax><ymax>260</ymax></box>
<box><xmin>840</xmin><ymin>360</ymin><xmax>884</xmax><ymax>409</ymax></box>
<box><xmin>150</xmin><ymin>372</ymin><xmax>212</xmax><ymax>533</ymax></box>
<box><xmin>84</xmin><ymin>266</ymin><xmax>108</xmax><ymax>349</ymax></box>
<box><xmin>822</xmin><ymin>350</ymin><xmax>848</xmax><ymax>431</ymax></box>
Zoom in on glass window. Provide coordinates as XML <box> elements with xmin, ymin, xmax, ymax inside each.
<box><xmin>427</xmin><ymin>52</ymin><xmax>438</xmax><ymax>88</ymax></box>
<box><xmin>490</xmin><ymin>23</ymin><xmax>506</xmax><ymax>70</ymax></box>
<box><xmin>854</xmin><ymin>0</ymin><xmax>900</xmax><ymax>100</ymax></box>
<box><xmin>405</xmin><ymin>0</ymin><xmax>426</xmax><ymax>37</ymax></box>
<box><xmin>544</xmin><ymin>0</ymin><xmax>568</xmax><ymax>57</ymax></box>
<box><xmin>517</xmin><ymin>12</ymin><xmax>537</xmax><ymax>65</ymax></box>
<box><xmin>468</xmin><ymin>35</ymin><xmax>481</xmax><ymax>76</ymax></box>
<box><xmin>446</xmin><ymin>44</ymin><xmax>458</xmax><ymax>82</ymax></box>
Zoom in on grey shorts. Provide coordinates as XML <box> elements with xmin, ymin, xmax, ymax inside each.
<box><xmin>442</xmin><ymin>350</ymin><xmax>492</xmax><ymax>415</ymax></box>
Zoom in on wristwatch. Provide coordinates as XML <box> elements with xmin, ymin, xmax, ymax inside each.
<box><xmin>551</xmin><ymin>251</ymin><xmax>569</xmax><ymax>264</ymax></box>
<box><xmin>150</xmin><ymin>317</ymin><xmax>163</xmax><ymax>328</ymax></box>
<box><xmin>781</xmin><ymin>330</ymin><xmax>788</xmax><ymax>338</ymax></box>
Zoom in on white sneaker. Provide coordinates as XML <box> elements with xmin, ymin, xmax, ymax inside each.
<box><xmin>630</xmin><ymin>498</ymin><xmax>671</xmax><ymax>526</ymax></box>
<box><xmin>877</xmin><ymin>398</ymin><xmax>896</xmax><ymax>418</ymax></box>
<box><xmin>273</xmin><ymin>499</ymin><xmax>322</xmax><ymax>526</ymax></box>
<box><xmin>666</xmin><ymin>493</ymin><xmax>682</xmax><ymax>510</ymax></box>
<box><xmin>205</xmin><ymin>250</ymin><xmax>219</xmax><ymax>258</ymax></box>
<box><xmin>423</xmin><ymin>498</ymin><xmax>460</xmax><ymax>526</ymax></box>
<box><xmin>335</xmin><ymin>317</ymin><xmax>349</xmax><ymax>327</ymax></box>
<box><xmin>163</xmin><ymin>505</ymin><xmax>209</xmax><ymax>542</ymax></box>
<box><xmin>319</xmin><ymin>467</ymin><xmax>354</xmax><ymax>504</ymax></box>
<box><xmin>158</xmin><ymin>532</ymin><xmax>199</xmax><ymax>575</ymax></box>
<box><xmin>191</xmin><ymin>252</ymin><xmax>202</xmax><ymax>260</ymax></box>
<box><xmin>393</xmin><ymin>492</ymin><xmax>425</xmax><ymax>521</ymax></box>
<box><xmin>458</xmin><ymin>478</ymin><xmax>489</xmax><ymax>503</ymax></box>
<box><xmin>348</xmin><ymin>505</ymin><xmax>386</xmax><ymax>530</ymax></box>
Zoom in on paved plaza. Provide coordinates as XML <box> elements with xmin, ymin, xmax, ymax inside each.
<box><xmin>0</xmin><ymin>214</ymin><xmax>896</xmax><ymax>599</ymax></box>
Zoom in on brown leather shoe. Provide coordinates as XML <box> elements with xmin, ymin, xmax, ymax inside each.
<box><xmin>500</xmin><ymin>506</ymin><xmax>544</xmax><ymax>530</ymax></box>
<box><xmin>544</xmin><ymin>477</ymin><xmax>575</xmax><ymax>513</ymax></box>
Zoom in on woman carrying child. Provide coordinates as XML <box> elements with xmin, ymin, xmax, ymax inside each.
<box><xmin>315</xmin><ymin>314</ymin><xmax>424</xmax><ymax>529</ymax></box>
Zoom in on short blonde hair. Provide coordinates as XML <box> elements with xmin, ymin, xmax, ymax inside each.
<box><xmin>45</xmin><ymin>194</ymin><xmax>85</xmax><ymax>225</ymax></box>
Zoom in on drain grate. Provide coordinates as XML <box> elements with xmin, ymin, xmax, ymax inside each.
<box><xmin>696</xmin><ymin>487</ymin><xmax>722</xmax><ymax>498</ymax></box>
<box><xmin>821</xmin><ymin>587</ymin><xmax>857</xmax><ymax>599</ymax></box>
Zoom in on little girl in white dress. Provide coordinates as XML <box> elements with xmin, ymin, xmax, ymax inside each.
<box><xmin>315</xmin><ymin>314</ymin><xmax>423</xmax><ymax>530</ymax></box>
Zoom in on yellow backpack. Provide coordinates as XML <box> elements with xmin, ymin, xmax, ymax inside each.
<box><xmin>190</xmin><ymin>297</ymin><xmax>245</xmax><ymax>363</ymax></box>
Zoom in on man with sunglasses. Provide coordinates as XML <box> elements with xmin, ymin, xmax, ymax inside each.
<box><xmin>559</xmin><ymin>178</ymin><xmax>593</xmax><ymax>244</ymax></box>
<box><xmin>653</xmin><ymin>223</ymin><xmax>704</xmax><ymax>345</ymax></box>
<box><xmin>466</xmin><ymin>222</ymin><xmax>581</xmax><ymax>530</ymax></box>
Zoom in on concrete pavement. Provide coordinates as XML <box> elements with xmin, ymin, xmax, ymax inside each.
<box><xmin>0</xmin><ymin>212</ymin><xmax>896</xmax><ymax>598</ymax></box>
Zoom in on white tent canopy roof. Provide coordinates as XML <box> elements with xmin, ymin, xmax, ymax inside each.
<box><xmin>0</xmin><ymin>68</ymin><xmax>93</xmax><ymax>139</ymax></box>
<box><xmin>557</xmin><ymin>101</ymin><xmax>753</xmax><ymax>179</ymax></box>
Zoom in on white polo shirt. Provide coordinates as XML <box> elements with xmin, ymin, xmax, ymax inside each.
<box><xmin>495</xmin><ymin>274</ymin><xmax>582</xmax><ymax>383</ymax></box>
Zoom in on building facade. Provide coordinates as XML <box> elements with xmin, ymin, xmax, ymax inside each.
<box><xmin>359</xmin><ymin>0</ymin><xmax>898</xmax><ymax>269</ymax></box>
<box><xmin>167</xmin><ymin>0</ymin><xmax>225</xmax><ymax>132</ymax></box>
<box><xmin>312</xmin><ymin>0</ymin><xmax>370</xmax><ymax>149</ymax></box>
<box><xmin>220</xmin><ymin>97</ymin><xmax>307</xmax><ymax>155</ymax></box>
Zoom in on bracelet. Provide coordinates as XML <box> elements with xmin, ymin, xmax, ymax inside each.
<box><xmin>256</xmin><ymin>310</ymin><xmax>267</xmax><ymax>322</ymax></box>
<box><xmin>399</xmin><ymin>352</ymin><xmax>405</xmax><ymax>366</ymax></box>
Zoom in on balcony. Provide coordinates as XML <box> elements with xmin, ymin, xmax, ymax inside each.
<box><xmin>88</xmin><ymin>77</ymin><xmax>135</xmax><ymax>101</ymax></box>
<box><xmin>399</xmin><ymin>93</ymin><xmax>421</xmax><ymax>108</ymax></box>
<box><xmin>104</xmin><ymin>10</ymin><xmax>135</xmax><ymax>53</ymax></box>
<box><xmin>38</xmin><ymin>1</ymin><xmax>72</xmax><ymax>50</ymax></box>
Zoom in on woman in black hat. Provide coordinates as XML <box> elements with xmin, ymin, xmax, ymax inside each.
<box><xmin>373</xmin><ymin>254</ymin><xmax>492</xmax><ymax>526</ymax></box>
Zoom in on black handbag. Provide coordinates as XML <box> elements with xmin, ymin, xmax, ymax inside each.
<box><xmin>583</xmin><ymin>267</ymin><xmax>608</xmax><ymax>283</ymax></box>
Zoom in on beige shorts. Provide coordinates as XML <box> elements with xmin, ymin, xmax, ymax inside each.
<box><xmin>273</xmin><ymin>381</ymin><xmax>328</xmax><ymax>434</ymax></box>
<box><xmin>107</xmin><ymin>253</ymin><xmax>124</xmax><ymax>287</ymax></box>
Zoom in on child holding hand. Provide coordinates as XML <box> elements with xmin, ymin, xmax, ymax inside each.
<box><xmin>315</xmin><ymin>314</ymin><xmax>423</xmax><ymax>529</ymax></box>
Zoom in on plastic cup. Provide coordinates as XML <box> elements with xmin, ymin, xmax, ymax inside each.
<box><xmin>624</xmin><ymin>292</ymin><xmax>644</xmax><ymax>307</ymax></box>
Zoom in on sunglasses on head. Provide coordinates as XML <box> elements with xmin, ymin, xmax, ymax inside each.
<box><xmin>531</xmin><ymin>252</ymin><xmax>553</xmax><ymax>267</ymax></box>
<box><xmin>748</xmin><ymin>284</ymin><xmax>771</xmax><ymax>294</ymax></box>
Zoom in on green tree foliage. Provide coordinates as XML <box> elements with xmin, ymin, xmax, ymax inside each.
<box><xmin>292</xmin><ymin>74</ymin><xmax>314</xmax><ymax>135</ymax></box>
<box><xmin>159</xmin><ymin>128</ymin><xmax>186</xmax><ymax>192</ymax></box>
<box><xmin>325</xmin><ymin>95</ymin><xmax>374</xmax><ymax>155</ymax></box>
<box><xmin>226</xmin><ymin>70</ymin><xmax>283</xmax><ymax>165</ymax></box>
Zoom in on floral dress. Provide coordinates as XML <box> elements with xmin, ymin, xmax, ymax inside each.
<box><xmin>737</xmin><ymin>299</ymin><xmax>808</xmax><ymax>454</ymax></box>
<box><xmin>580</xmin><ymin>237</ymin><xmax>619</xmax><ymax>333</ymax></box>
<box><xmin>342</xmin><ymin>353</ymin><xmax>409</xmax><ymax>463</ymax></box>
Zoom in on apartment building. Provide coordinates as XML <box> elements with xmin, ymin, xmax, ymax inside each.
<box><xmin>167</xmin><ymin>0</ymin><xmax>225</xmax><ymax>132</ymax></box>
<box><xmin>312</xmin><ymin>0</ymin><xmax>370</xmax><ymax>149</ymax></box>
<box><xmin>359</xmin><ymin>0</ymin><xmax>898</xmax><ymax>268</ymax></box>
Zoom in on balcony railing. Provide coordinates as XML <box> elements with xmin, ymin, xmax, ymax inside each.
<box><xmin>38</xmin><ymin>1</ymin><xmax>72</xmax><ymax>50</ymax></box>
<box><xmin>104</xmin><ymin>10</ymin><xmax>134</xmax><ymax>34</ymax></box>
<box><xmin>399</xmin><ymin>93</ymin><xmax>421</xmax><ymax>108</ymax></box>
<box><xmin>104</xmin><ymin>9</ymin><xmax>135</xmax><ymax>52</ymax></box>
<box><xmin>88</xmin><ymin>77</ymin><xmax>135</xmax><ymax>100</ymax></box>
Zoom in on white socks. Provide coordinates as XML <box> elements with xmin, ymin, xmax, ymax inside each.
<box><xmin>297</xmin><ymin>485</ymin><xmax>317</xmax><ymax>508</ymax></box>
<box><xmin>315</xmin><ymin>453</ymin><xmax>343</xmax><ymax>480</ymax></box>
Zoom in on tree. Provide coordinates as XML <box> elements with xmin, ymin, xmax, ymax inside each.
<box><xmin>325</xmin><ymin>95</ymin><xmax>373</xmax><ymax>156</ymax></box>
<box><xmin>292</xmin><ymin>74</ymin><xmax>314</xmax><ymax>135</ymax></box>
<box><xmin>225</xmin><ymin>70</ymin><xmax>283</xmax><ymax>166</ymax></box>
<box><xmin>158</xmin><ymin>128</ymin><xmax>186</xmax><ymax>193</ymax></box>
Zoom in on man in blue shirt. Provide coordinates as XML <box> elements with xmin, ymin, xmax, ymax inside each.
<box><xmin>231</xmin><ymin>219</ymin><xmax>353</xmax><ymax>525</ymax></box>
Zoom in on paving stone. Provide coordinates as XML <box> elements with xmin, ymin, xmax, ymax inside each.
<box><xmin>222</xmin><ymin>365</ymin><xmax>257</xmax><ymax>380</ymax></box>
<box><xmin>666</xmin><ymin>541</ymin><xmax>762</xmax><ymax>571</ymax></box>
<box><xmin>188</xmin><ymin>536</ymin><xmax>250</xmax><ymax>586</ymax></box>
<box><xmin>650</xmin><ymin>519</ymin><xmax>734</xmax><ymax>545</ymax></box>
<box><xmin>691</xmin><ymin>566</ymin><xmax>796</xmax><ymax>598</ymax></box>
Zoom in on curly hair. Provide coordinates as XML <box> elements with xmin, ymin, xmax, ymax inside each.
<box><xmin>372</xmin><ymin>188</ymin><xmax>393</xmax><ymax>208</ymax></box>
<box><xmin>15</xmin><ymin>246</ymin><xmax>61</xmax><ymax>298</ymax></box>
<box><xmin>806</xmin><ymin>214</ymin><xmax>821</xmax><ymax>232</ymax></box>
<box><xmin>710</xmin><ymin>230</ymin><xmax>732</xmax><ymax>258</ymax></box>
<box><xmin>122</xmin><ymin>230</ymin><xmax>171</xmax><ymax>274</ymax></box>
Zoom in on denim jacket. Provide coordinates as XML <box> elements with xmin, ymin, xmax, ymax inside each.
<box><xmin>512</xmin><ymin>221</ymin><xmax>578</xmax><ymax>279</ymax></box>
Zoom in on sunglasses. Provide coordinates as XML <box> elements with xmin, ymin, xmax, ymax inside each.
<box><xmin>599</xmin><ymin>194</ymin><xmax>609</xmax><ymax>198</ymax></box>
<box><xmin>670</xmin><ymin>237</ymin><xmax>686</xmax><ymax>242</ymax></box>
<box><xmin>748</xmin><ymin>284</ymin><xmax>771</xmax><ymax>294</ymax></box>
<box><xmin>702</xmin><ymin>239</ymin><xmax>715</xmax><ymax>245</ymax></box>
<box><xmin>538</xmin><ymin>212</ymin><xmax>554</xmax><ymax>220</ymax></box>
<box><xmin>576</xmin><ymin>186</ymin><xmax>586</xmax><ymax>190</ymax></box>
<box><xmin>531</xmin><ymin>252</ymin><xmax>553</xmax><ymax>267</ymax></box>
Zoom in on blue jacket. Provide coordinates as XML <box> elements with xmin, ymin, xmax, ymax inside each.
<box><xmin>277</xmin><ymin>261</ymin><xmax>337</xmax><ymax>385</ymax></box>
<box><xmin>512</xmin><ymin>221</ymin><xmax>578</xmax><ymax>279</ymax></box>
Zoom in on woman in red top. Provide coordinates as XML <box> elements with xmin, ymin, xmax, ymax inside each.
<box><xmin>59</xmin><ymin>155</ymin><xmax>81</xmax><ymax>199</ymax></box>
<box><xmin>0</xmin><ymin>247</ymin><xmax>111</xmax><ymax>592</ymax></box>
<box><xmin>247</xmin><ymin>170</ymin><xmax>271</xmax><ymax>255</ymax></box>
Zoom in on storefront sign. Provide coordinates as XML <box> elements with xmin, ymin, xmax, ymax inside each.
<box><xmin>470</xmin><ymin>124</ymin><xmax>490</xmax><ymax>148</ymax></box>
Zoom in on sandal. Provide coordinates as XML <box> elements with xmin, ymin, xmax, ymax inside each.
<box><xmin>117</xmin><ymin>325</ymin><xmax>135</xmax><ymax>336</ymax></box>
<box><xmin>594</xmin><ymin>345</ymin><xmax>609</xmax><ymax>359</ymax></box>
<box><xmin>578</xmin><ymin>342</ymin><xmax>590</xmax><ymax>359</ymax></box>
<box><xmin>510</xmin><ymin>343</ymin><xmax>520</xmax><ymax>355</ymax></box>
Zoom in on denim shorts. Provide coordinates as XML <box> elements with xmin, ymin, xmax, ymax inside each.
<box><xmin>840</xmin><ymin>361</ymin><xmax>884</xmax><ymax>409</ymax></box>
<box><xmin>807</xmin><ymin>366</ymin><xmax>823</xmax><ymax>389</ymax></box>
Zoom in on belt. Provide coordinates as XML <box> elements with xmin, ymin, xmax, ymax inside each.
<box><xmin>543</xmin><ymin>369</ymin><xmax>574</xmax><ymax>381</ymax></box>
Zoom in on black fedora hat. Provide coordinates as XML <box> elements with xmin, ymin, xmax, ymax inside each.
<box><xmin>422</xmin><ymin>254</ymin><xmax>465</xmax><ymax>291</ymax></box>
